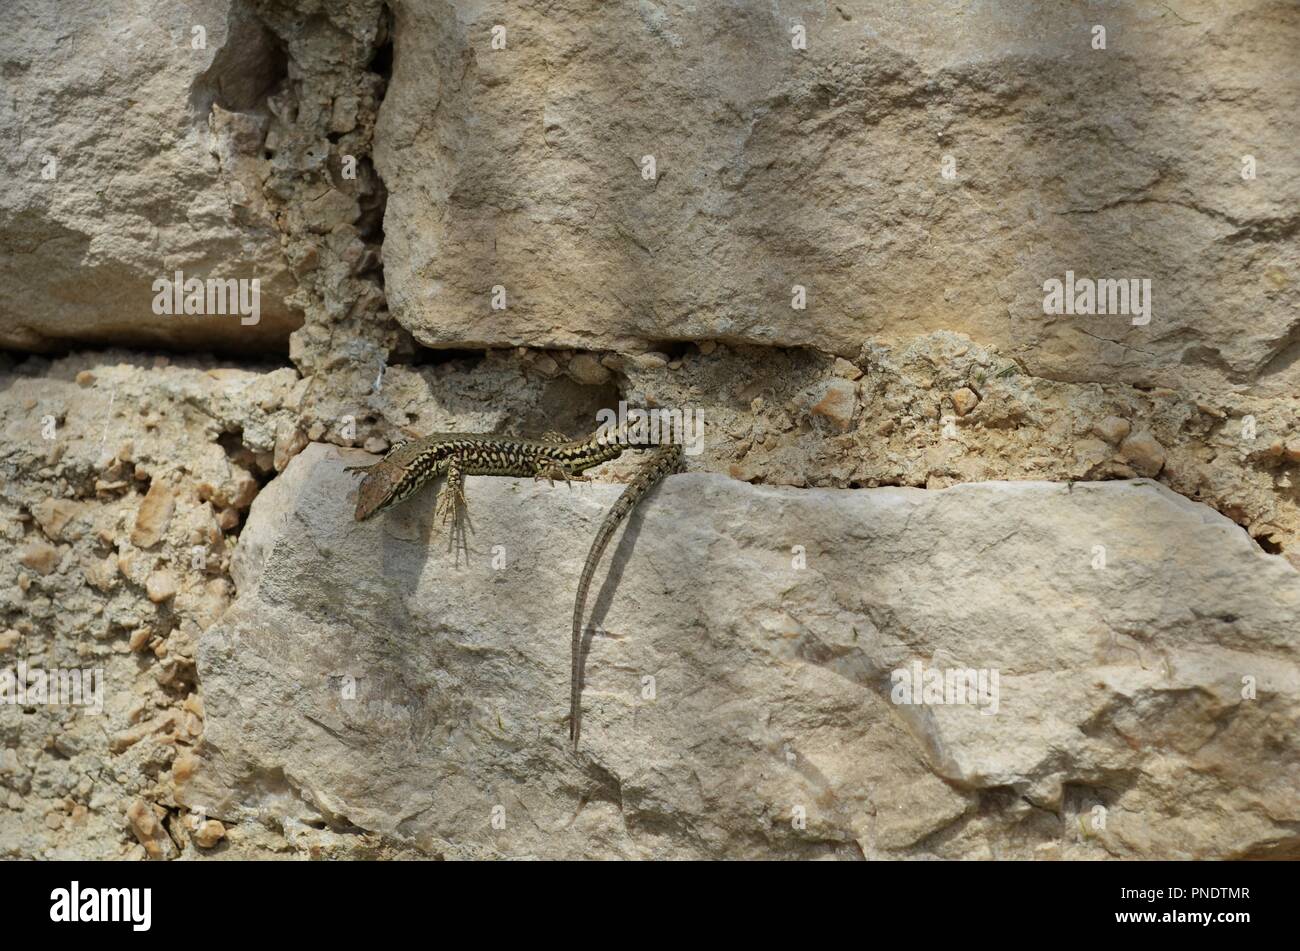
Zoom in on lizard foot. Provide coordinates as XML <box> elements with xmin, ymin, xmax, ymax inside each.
<box><xmin>435</xmin><ymin>482</ymin><xmax>467</xmax><ymax>525</ymax></box>
<box><xmin>534</xmin><ymin>463</ymin><xmax>588</xmax><ymax>486</ymax></box>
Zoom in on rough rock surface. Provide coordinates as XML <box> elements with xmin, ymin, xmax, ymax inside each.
<box><xmin>4</xmin><ymin>0</ymin><xmax>1299</xmax><ymax>863</ymax></box>
<box><xmin>0</xmin><ymin>351</ymin><xmax>308</xmax><ymax>858</ymax></box>
<box><xmin>190</xmin><ymin>443</ymin><xmax>1299</xmax><ymax>859</ymax></box>
<box><xmin>376</xmin><ymin>0</ymin><xmax>1299</xmax><ymax>397</ymax></box>
<box><xmin>0</xmin><ymin>0</ymin><xmax>303</xmax><ymax>352</ymax></box>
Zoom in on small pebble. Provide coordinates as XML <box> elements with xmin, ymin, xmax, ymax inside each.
<box><xmin>193</xmin><ymin>819</ymin><xmax>226</xmax><ymax>849</ymax></box>
<box><xmin>32</xmin><ymin>498</ymin><xmax>80</xmax><ymax>540</ymax></box>
<box><xmin>145</xmin><ymin>571</ymin><xmax>178</xmax><ymax>604</ymax></box>
<box><xmin>1092</xmin><ymin>416</ymin><xmax>1131</xmax><ymax>444</ymax></box>
<box><xmin>632</xmin><ymin>351</ymin><xmax>669</xmax><ymax>370</ymax></box>
<box><xmin>130</xmin><ymin>482</ymin><xmax>174</xmax><ymax>548</ymax></box>
<box><xmin>951</xmin><ymin>387</ymin><xmax>980</xmax><ymax>417</ymax></box>
<box><xmin>126</xmin><ymin>798</ymin><xmax>175</xmax><ymax>860</ymax></box>
<box><xmin>531</xmin><ymin>354</ymin><xmax>561</xmax><ymax>377</ymax></box>
<box><xmin>274</xmin><ymin>426</ymin><xmax>309</xmax><ymax>471</ymax></box>
<box><xmin>19</xmin><ymin>541</ymin><xmax>59</xmax><ymax>575</ymax></box>
<box><xmin>567</xmin><ymin>353</ymin><xmax>611</xmax><ymax>385</ymax></box>
<box><xmin>832</xmin><ymin>357</ymin><xmax>863</xmax><ymax>380</ymax></box>
<box><xmin>810</xmin><ymin>379</ymin><xmax>857</xmax><ymax>432</ymax></box>
<box><xmin>128</xmin><ymin>627</ymin><xmax>152</xmax><ymax>652</ymax></box>
<box><xmin>1119</xmin><ymin>431</ymin><xmax>1166</xmax><ymax>477</ymax></box>
<box><xmin>172</xmin><ymin>753</ymin><xmax>199</xmax><ymax>783</ymax></box>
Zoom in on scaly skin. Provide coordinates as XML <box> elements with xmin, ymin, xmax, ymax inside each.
<box><xmin>347</xmin><ymin>426</ymin><xmax>629</xmax><ymax>522</ymax></box>
<box><xmin>569</xmin><ymin>442</ymin><xmax>683</xmax><ymax>746</ymax></box>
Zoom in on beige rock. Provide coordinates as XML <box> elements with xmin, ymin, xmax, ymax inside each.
<box><xmin>1093</xmin><ymin>416</ymin><xmax>1132</xmax><ymax>445</ymax></box>
<box><xmin>128</xmin><ymin>627</ymin><xmax>153</xmax><ymax>652</ymax></box>
<box><xmin>530</xmin><ymin>354</ymin><xmax>561</xmax><ymax>377</ymax></box>
<box><xmin>145</xmin><ymin>571</ymin><xmax>178</xmax><ymax>604</ymax></box>
<box><xmin>83</xmin><ymin>555</ymin><xmax>119</xmax><ymax>593</ymax></box>
<box><xmin>173</xmin><ymin>753</ymin><xmax>200</xmax><ymax>784</ymax></box>
<box><xmin>375</xmin><ymin>0</ymin><xmax>1300</xmax><ymax>398</ymax></box>
<box><xmin>951</xmin><ymin>387</ymin><xmax>980</xmax><ymax>417</ymax></box>
<box><xmin>631</xmin><ymin>352</ymin><xmax>670</xmax><ymax>370</ymax></box>
<box><xmin>32</xmin><ymin>499</ymin><xmax>81</xmax><ymax>541</ymax></box>
<box><xmin>126</xmin><ymin>798</ymin><xmax>177</xmax><ymax>861</ymax></box>
<box><xmin>274</xmin><ymin>425</ymin><xmax>309</xmax><ymax>472</ymax></box>
<box><xmin>832</xmin><ymin>357</ymin><xmax>863</xmax><ymax>381</ymax></box>
<box><xmin>0</xmin><ymin>1</ymin><xmax>301</xmax><ymax>354</ymax></box>
<box><xmin>1119</xmin><ymin>431</ymin><xmax>1167</xmax><ymax>477</ymax></box>
<box><xmin>229</xmin><ymin>470</ymin><xmax>260</xmax><ymax>510</ymax></box>
<box><xmin>18</xmin><ymin>541</ymin><xmax>59</xmax><ymax>575</ymax></box>
<box><xmin>0</xmin><ymin>630</ymin><xmax>19</xmax><ymax>653</ymax></box>
<box><xmin>566</xmin><ymin>353</ymin><xmax>611</xmax><ymax>386</ymax></box>
<box><xmin>130</xmin><ymin>482</ymin><xmax>174</xmax><ymax>548</ymax></box>
<box><xmin>194</xmin><ymin>445</ymin><xmax>1300</xmax><ymax>859</ymax></box>
<box><xmin>810</xmin><ymin>379</ymin><xmax>857</xmax><ymax>431</ymax></box>
<box><xmin>193</xmin><ymin>819</ymin><xmax>226</xmax><ymax>849</ymax></box>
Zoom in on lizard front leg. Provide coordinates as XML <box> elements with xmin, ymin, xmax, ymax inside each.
<box><xmin>435</xmin><ymin>457</ymin><xmax>468</xmax><ymax>525</ymax></box>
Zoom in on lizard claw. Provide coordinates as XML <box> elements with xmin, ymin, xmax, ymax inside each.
<box><xmin>435</xmin><ymin>482</ymin><xmax>468</xmax><ymax>525</ymax></box>
<box><xmin>536</xmin><ymin>461</ymin><xmax>586</xmax><ymax>486</ymax></box>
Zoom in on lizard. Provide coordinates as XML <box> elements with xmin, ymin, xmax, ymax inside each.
<box><xmin>348</xmin><ymin>426</ymin><xmax>630</xmax><ymax>524</ymax></box>
<box><xmin>345</xmin><ymin>420</ymin><xmax>682</xmax><ymax>746</ymax></box>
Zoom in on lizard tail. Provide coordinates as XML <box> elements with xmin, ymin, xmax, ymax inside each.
<box><xmin>570</xmin><ymin>443</ymin><xmax>684</xmax><ymax>747</ymax></box>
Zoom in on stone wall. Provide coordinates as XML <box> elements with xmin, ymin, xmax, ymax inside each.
<box><xmin>0</xmin><ymin>0</ymin><xmax>1296</xmax><ymax>859</ymax></box>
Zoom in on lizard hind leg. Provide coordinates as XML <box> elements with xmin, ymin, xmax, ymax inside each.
<box><xmin>534</xmin><ymin>457</ymin><xmax>589</xmax><ymax>487</ymax></box>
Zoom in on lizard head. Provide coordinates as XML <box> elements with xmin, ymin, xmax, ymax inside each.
<box><xmin>351</xmin><ymin>441</ymin><xmax>432</xmax><ymax>521</ymax></box>
<box><xmin>354</xmin><ymin>461</ymin><xmax>404</xmax><ymax>521</ymax></box>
